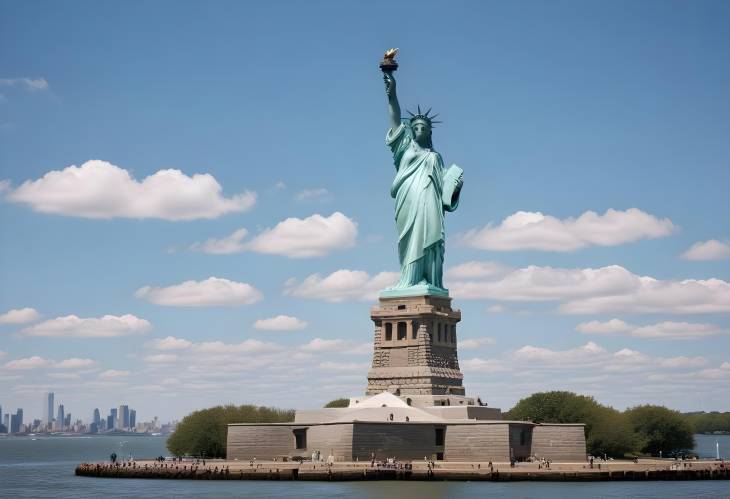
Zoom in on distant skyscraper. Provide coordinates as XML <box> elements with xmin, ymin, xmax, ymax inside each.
<box><xmin>93</xmin><ymin>408</ymin><xmax>101</xmax><ymax>425</ymax></box>
<box><xmin>64</xmin><ymin>413</ymin><xmax>71</xmax><ymax>429</ymax></box>
<box><xmin>45</xmin><ymin>392</ymin><xmax>54</xmax><ymax>426</ymax></box>
<box><xmin>129</xmin><ymin>409</ymin><xmax>136</xmax><ymax>430</ymax></box>
<box><xmin>57</xmin><ymin>404</ymin><xmax>65</xmax><ymax>431</ymax></box>
<box><xmin>106</xmin><ymin>414</ymin><xmax>113</xmax><ymax>430</ymax></box>
<box><xmin>118</xmin><ymin>405</ymin><xmax>130</xmax><ymax>429</ymax></box>
<box><xmin>109</xmin><ymin>408</ymin><xmax>118</xmax><ymax>430</ymax></box>
<box><xmin>10</xmin><ymin>408</ymin><xmax>23</xmax><ymax>433</ymax></box>
<box><xmin>3</xmin><ymin>414</ymin><xmax>9</xmax><ymax>433</ymax></box>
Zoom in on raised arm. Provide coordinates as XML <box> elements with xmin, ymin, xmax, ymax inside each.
<box><xmin>384</xmin><ymin>72</ymin><xmax>401</xmax><ymax>130</ymax></box>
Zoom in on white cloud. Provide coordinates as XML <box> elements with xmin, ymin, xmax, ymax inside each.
<box><xmin>560</xmin><ymin>276</ymin><xmax>730</xmax><ymax>315</ymax></box>
<box><xmin>0</xmin><ymin>77</ymin><xmax>49</xmax><ymax>91</ymax></box>
<box><xmin>295</xmin><ymin>188</ymin><xmax>330</xmax><ymax>201</ymax></box>
<box><xmin>3</xmin><ymin>356</ymin><xmax>53</xmax><ymax>370</ymax></box>
<box><xmin>53</xmin><ymin>358</ymin><xmax>97</xmax><ymax>369</ymax></box>
<box><xmin>301</xmin><ymin>338</ymin><xmax>350</xmax><ymax>352</ymax></box>
<box><xmin>99</xmin><ymin>369</ymin><xmax>130</xmax><ymax>379</ymax></box>
<box><xmin>254</xmin><ymin>315</ymin><xmax>307</xmax><ymax>331</ymax></box>
<box><xmin>191</xmin><ymin>228</ymin><xmax>248</xmax><ymax>255</ymax></box>
<box><xmin>681</xmin><ymin>239</ymin><xmax>730</xmax><ymax>261</ymax></box>
<box><xmin>190</xmin><ymin>212</ymin><xmax>357</xmax><ymax>258</ymax></box>
<box><xmin>461</xmin><ymin>208</ymin><xmax>676</xmax><ymax>252</ymax></box>
<box><xmin>695</xmin><ymin>368</ymin><xmax>730</xmax><ymax>380</ymax></box>
<box><xmin>501</xmin><ymin>341</ymin><xmax>708</xmax><ymax>374</ymax></box>
<box><xmin>452</xmin><ymin>264</ymin><xmax>638</xmax><ymax>302</ymax></box>
<box><xmin>514</xmin><ymin>341</ymin><xmax>607</xmax><ymax>364</ymax></box>
<box><xmin>48</xmin><ymin>372</ymin><xmax>81</xmax><ymax>380</ymax></box>
<box><xmin>318</xmin><ymin>361</ymin><xmax>368</xmax><ymax>372</ymax></box>
<box><xmin>284</xmin><ymin>269</ymin><xmax>399</xmax><ymax>302</ymax></box>
<box><xmin>632</xmin><ymin>321</ymin><xmax>725</xmax><ymax>340</ymax></box>
<box><xmin>146</xmin><ymin>336</ymin><xmax>192</xmax><ymax>350</ymax></box>
<box><xmin>575</xmin><ymin>319</ymin><xmax>634</xmax><ymax>335</ymax></box>
<box><xmin>135</xmin><ymin>277</ymin><xmax>262</xmax><ymax>307</ymax></box>
<box><xmin>192</xmin><ymin>339</ymin><xmax>280</xmax><ymax>354</ymax></box>
<box><xmin>461</xmin><ymin>358</ymin><xmax>509</xmax><ymax>373</ymax></box>
<box><xmin>658</xmin><ymin>356</ymin><xmax>707</xmax><ymax>368</ymax></box>
<box><xmin>5</xmin><ymin>160</ymin><xmax>256</xmax><ymax>220</ymax></box>
<box><xmin>446</xmin><ymin>261</ymin><xmax>511</xmax><ymax>280</ymax></box>
<box><xmin>486</xmin><ymin>304</ymin><xmax>506</xmax><ymax>314</ymax></box>
<box><xmin>574</xmin><ymin>318</ymin><xmax>724</xmax><ymax>342</ymax></box>
<box><xmin>144</xmin><ymin>354</ymin><xmax>178</xmax><ymax>364</ymax></box>
<box><xmin>449</xmin><ymin>263</ymin><xmax>730</xmax><ymax>314</ymax></box>
<box><xmin>458</xmin><ymin>337</ymin><xmax>496</xmax><ymax>350</ymax></box>
<box><xmin>0</xmin><ymin>307</ymin><xmax>40</xmax><ymax>324</ymax></box>
<box><xmin>22</xmin><ymin>314</ymin><xmax>151</xmax><ymax>338</ymax></box>
<box><xmin>247</xmin><ymin>212</ymin><xmax>357</xmax><ymax>258</ymax></box>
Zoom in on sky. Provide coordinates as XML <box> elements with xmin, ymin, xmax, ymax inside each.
<box><xmin>1</xmin><ymin>0</ymin><xmax>729</xmax><ymax>423</ymax></box>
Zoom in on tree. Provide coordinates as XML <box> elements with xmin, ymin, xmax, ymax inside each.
<box><xmin>625</xmin><ymin>405</ymin><xmax>694</xmax><ymax>456</ymax></box>
<box><xmin>586</xmin><ymin>407</ymin><xmax>641</xmax><ymax>458</ymax></box>
<box><xmin>324</xmin><ymin>398</ymin><xmax>349</xmax><ymax>408</ymax></box>
<box><xmin>683</xmin><ymin>411</ymin><xmax>730</xmax><ymax>434</ymax></box>
<box><xmin>166</xmin><ymin>404</ymin><xmax>295</xmax><ymax>458</ymax></box>
<box><xmin>505</xmin><ymin>391</ymin><xmax>640</xmax><ymax>457</ymax></box>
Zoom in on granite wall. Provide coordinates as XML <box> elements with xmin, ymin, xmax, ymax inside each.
<box><xmin>531</xmin><ymin>424</ymin><xmax>587</xmax><ymax>462</ymax></box>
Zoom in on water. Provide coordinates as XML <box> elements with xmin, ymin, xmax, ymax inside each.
<box><xmin>0</xmin><ymin>434</ymin><xmax>728</xmax><ymax>498</ymax></box>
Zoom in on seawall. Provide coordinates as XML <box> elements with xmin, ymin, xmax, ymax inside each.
<box><xmin>76</xmin><ymin>459</ymin><xmax>730</xmax><ymax>481</ymax></box>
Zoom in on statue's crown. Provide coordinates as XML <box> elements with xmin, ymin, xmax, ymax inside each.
<box><xmin>406</xmin><ymin>105</ymin><xmax>441</xmax><ymax>128</ymax></box>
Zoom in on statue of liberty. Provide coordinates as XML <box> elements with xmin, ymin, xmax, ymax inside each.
<box><xmin>380</xmin><ymin>49</ymin><xmax>464</xmax><ymax>297</ymax></box>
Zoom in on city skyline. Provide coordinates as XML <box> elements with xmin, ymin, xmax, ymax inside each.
<box><xmin>1</xmin><ymin>1</ymin><xmax>729</xmax><ymax>419</ymax></box>
<box><xmin>1</xmin><ymin>390</ymin><xmax>165</xmax><ymax>433</ymax></box>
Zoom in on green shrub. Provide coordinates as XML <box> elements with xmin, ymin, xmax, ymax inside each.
<box><xmin>324</xmin><ymin>398</ymin><xmax>350</xmax><ymax>408</ymax></box>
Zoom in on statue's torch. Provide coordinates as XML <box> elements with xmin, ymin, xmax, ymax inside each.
<box><xmin>379</xmin><ymin>48</ymin><xmax>399</xmax><ymax>74</ymax></box>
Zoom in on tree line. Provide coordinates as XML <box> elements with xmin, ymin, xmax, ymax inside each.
<box><xmin>166</xmin><ymin>404</ymin><xmax>294</xmax><ymax>458</ymax></box>
<box><xmin>682</xmin><ymin>411</ymin><xmax>730</xmax><ymax>435</ymax></box>
<box><xmin>505</xmin><ymin>391</ymin><xmax>695</xmax><ymax>457</ymax></box>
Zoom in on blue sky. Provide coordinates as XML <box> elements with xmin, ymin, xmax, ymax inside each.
<box><xmin>1</xmin><ymin>0</ymin><xmax>729</xmax><ymax>423</ymax></box>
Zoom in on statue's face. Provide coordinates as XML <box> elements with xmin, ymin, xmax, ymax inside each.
<box><xmin>412</xmin><ymin>120</ymin><xmax>432</xmax><ymax>146</ymax></box>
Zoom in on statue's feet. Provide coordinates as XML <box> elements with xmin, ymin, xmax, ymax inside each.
<box><xmin>380</xmin><ymin>283</ymin><xmax>449</xmax><ymax>298</ymax></box>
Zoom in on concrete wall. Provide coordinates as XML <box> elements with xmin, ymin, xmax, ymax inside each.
<box><xmin>227</xmin><ymin>424</ymin><xmax>299</xmax><ymax>460</ymax></box>
<box><xmin>443</xmin><ymin>423</ymin><xmax>510</xmax><ymax>461</ymax></box>
<box><xmin>307</xmin><ymin>424</ymin><xmax>354</xmax><ymax>461</ymax></box>
<box><xmin>227</xmin><ymin>421</ymin><xmax>587</xmax><ymax>463</ymax></box>
<box><xmin>531</xmin><ymin>424</ymin><xmax>587</xmax><ymax>462</ymax></box>
<box><xmin>352</xmin><ymin>423</ymin><xmax>439</xmax><ymax>461</ymax></box>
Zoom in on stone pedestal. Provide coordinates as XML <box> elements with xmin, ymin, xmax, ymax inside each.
<box><xmin>366</xmin><ymin>294</ymin><xmax>468</xmax><ymax>403</ymax></box>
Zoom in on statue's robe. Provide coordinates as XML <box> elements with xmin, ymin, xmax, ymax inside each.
<box><xmin>387</xmin><ymin>123</ymin><xmax>461</xmax><ymax>290</ymax></box>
